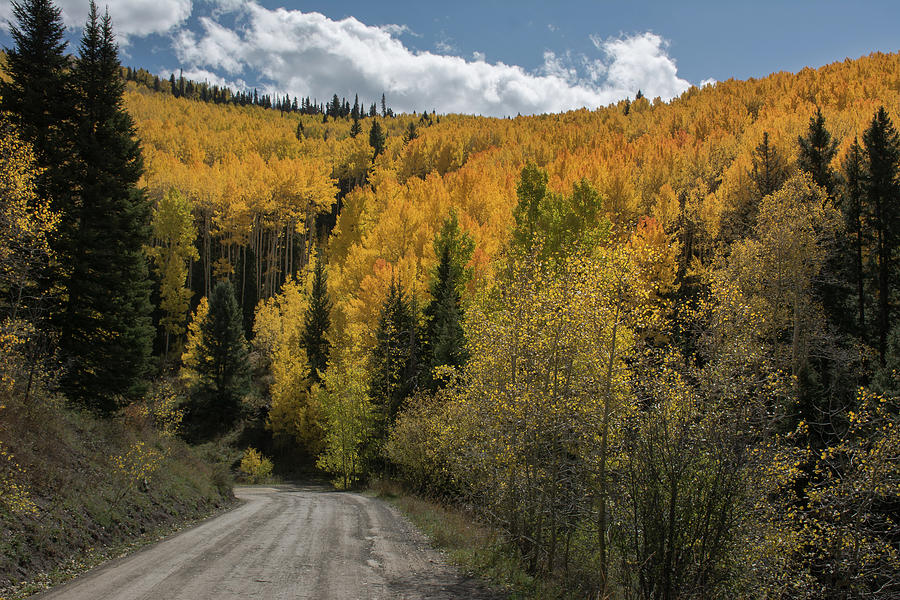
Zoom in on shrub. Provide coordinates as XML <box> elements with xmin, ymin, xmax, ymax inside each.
<box><xmin>239</xmin><ymin>448</ymin><xmax>273</xmax><ymax>483</ymax></box>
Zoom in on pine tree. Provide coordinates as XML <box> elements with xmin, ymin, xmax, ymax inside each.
<box><xmin>751</xmin><ymin>131</ymin><xmax>789</xmax><ymax>199</ymax></box>
<box><xmin>1</xmin><ymin>0</ymin><xmax>75</xmax><ymax>321</ymax></box>
<box><xmin>403</xmin><ymin>121</ymin><xmax>418</xmax><ymax>144</ymax></box>
<box><xmin>303</xmin><ymin>254</ymin><xmax>331</xmax><ymax>383</ymax></box>
<box><xmin>381</xmin><ymin>93</ymin><xmax>387</xmax><ymax>118</ymax></box>
<box><xmin>842</xmin><ymin>139</ymin><xmax>868</xmax><ymax>337</ymax></box>
<box><xmin>349</xmin><ymin>115</ymin><xmax>361</xmax><ymax>138</ymax></box>
<box><xmin>798</xmin><ymin>107</ymin><xmax>839</xmax><ymax>196</ymax></box>
<box><xmin>58</xmin><ymin>2</ymin><xmax>154</xmax><ymax>412</ymax></box>
<box><xmin>188</xmin><ymin>281</ymin><xmax>250</xmax><ymax>441</ymax></box>
<box><xmin>799</xmin><ymin>108</ymin><xmax>845</xmax><ymax>334</ymax></box>
<box><xmin>370</xmin><ymin>280</ymin><xmax>420</xmax><ymax>437</ymax></box>
<box><xmin>862</xmin><ymin>107</ymin><xmax>900</xmax><ymax>365</ymax></box>
<box><xmin>0</xmin><ymin>0</ymin><xmax>72</xmax><ymax>168</ymax></box>
<box><xmin>422</xmin><ymin>212</ymin><xmax>474</xmax><ymax>389</ymax></box>
<box><xmin>329</xmin><ymin>93</ymin><xmax>340</xmax><ymax>118</ymax></box>
<box><xmin>369</xmin><ymin>119</ymin><xmax>386</xmax><ymax>159</ymax></box>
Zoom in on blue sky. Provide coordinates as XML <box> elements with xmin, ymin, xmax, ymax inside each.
<box><xmin>2</xmin><ymin>1</ymin><xmax>899</xmax><ymax>116</ymax></box>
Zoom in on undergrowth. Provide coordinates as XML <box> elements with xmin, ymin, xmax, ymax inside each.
<box><xmin>0</xmin><ymin>392</ymin><xmax>235</xmax><ymax>598</ymax></box>
<box><xmin>372</xmin><ymin>480</ymin><xmax>567</xmax><ymax>600</ymax></box>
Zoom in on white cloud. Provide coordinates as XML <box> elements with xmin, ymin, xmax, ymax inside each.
<box><xmin>203</xmin><ymin>0</ymin><xmax>245</xmax><ymax>14</ymax></box>
<box><xmin>591</xmin><ymin>32</ymin><xmax>690</xmax><ymax>100</ymax></box>
<box><xmin>53</xmin><ymin>0</ymin><xmax>192</xmax><ymax>43</ymax></box>
<box><xmin>0</xmin><ymin>4</ymin><xmax>13</xmax><ymax>30</ymax></box>
<box><xmin>172</xmin><ymin>2</ymin><xmax>694</xmax><ymax>116</ymax></box>
<box><xmin>160</xmin><ymin>66</ymin><xmax>242</xmax><ymax>90</ymax></box>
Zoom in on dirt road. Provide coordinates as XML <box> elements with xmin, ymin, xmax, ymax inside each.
<box><xmin>35</xmin><ymin>485</ymin><xmax>502</xmax><ymax>600</ymax></box>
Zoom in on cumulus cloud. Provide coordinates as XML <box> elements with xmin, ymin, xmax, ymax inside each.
<box><xmin>591</xmin><ymin>32</ymin><xmax>689</xmax><ymax>100</ymax></box>
<box><xmin>172</xmin><ymin>2</ymin><xmax>694</xmax><ymax>116</ymax></box>
<box><xmin>53</xmin><ymin>0</ymin><xmax>192</xmax><ymax>43</ymax></box>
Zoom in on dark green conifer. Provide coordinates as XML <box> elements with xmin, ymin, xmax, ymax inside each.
<box><xmin>403</xmin><ymin>121</ymin><xmax>418</xmax><ymax>143</ymax></box>
<box><xmin>422</xmin><ymin>212</ymin><xmax>474</xmax><ymax>389</ymax></box>
<box><xmin>188</xmin><ymin>281</ymin><xmax>250</xmax><ymax>441</ymax></box>
<box><xmin>0</xmin><ymin>0</ymin><xmax>75</xmax><ymax>325</ymax></box>
<box><xmin>370</xmin><ymin>279</ymin><xmax>420</xmax><ymax>432</ymax></box>
<box><xmin>349</xmin><ymin>115</ymin><xmax>361</xmax><ymax>138</ymax></box>
<box><xmin>351</xmin><ymin>94</ymin><xmax>360</xmax><ymax>120</ymax></box>
<box><xmin>303</xmin><ymin>254</ymin><xmax>331</xmax><ymax>383</ymax></box>
<box><xmin>841</xmin><ymin>139</ymin><xmax>868</xmax><ymax>337</ymax></box>
<box><xmin>862</xmin><ymin>107</ymin><xmax>900</xmax><ymax>364</ymax></box>
<box><xmin>750</xmin><ymin>131</ymin><xmax>789</xmax><ymax>199</ymax></box>
<box><xmin>798</xmin><ymin>107</ymin><xmax>838</xmax><ymax>196</ymax></box>
<box><xmin>58</xmin><ymin>2</ymin><xmax>154</xmax><ymax>412</ymax></box>
<box><xmin>0</xmin><ymin>0</ymin><xmax>72</xmax><ymax>171</ymax></box>
<box><xmin>369</xmin><ymin>119</ymin><xmax>386</xmax><ymax>159</ymax></box>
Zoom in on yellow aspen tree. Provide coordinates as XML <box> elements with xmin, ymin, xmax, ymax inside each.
<box><xmin>146</xmin><ymin>189</ymin><xmax>199</xmax><ymax>360</ymax></box>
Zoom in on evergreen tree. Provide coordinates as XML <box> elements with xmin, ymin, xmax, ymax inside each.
<box><xmin>295</xmin><ymin>120</ymin><xmax>304</xmax><ymax>140</ymax></box>
<box><xmin>862</xmin><ymin>107</ymin><xmax>900</xmax><ymax>365</ymax></box>
<box><xmin>0</xmin><ymin>0</ymin><xmax>72</xmax><ymax>176</ymax></box>
<box><xmin>751</xmin><ymin>131</ymin><xmax>789</xmax><ymax>199</ymax></box>
<box><xmin>351</xmin><ymin>94</ymin><xmax>360</xmax><ymax>120</ymax></box>
<box><xmin>187</xmin><ymin>281</ymin><xmax>250</xmax><ymax>441</ymax></box>
<box><xmin>56</xmin><ymin>3</ymin><xmax>154</xmax><ymax>412</ymax></box>
<box><xmin>422</xmin><ymin>212</ymin><xmax>474</xmax><ymax>389</ymax></box>
<box><xmin>799</xmin><ymin>108</ymin><xmax>845</xmax><ymax>333</ymax></box>
<box><xmin>329</xmin><ymin>93</ymin><xmax>340</xmax><ymax>118</ymax></box>
<box><xmin>403</xmin><ymin>121</ymin><xmax>418</xmax><ymax>143</ymax></box>
<box><xmin>842</xmin><ymin>138</ymin><xmax>869</xmax><ymax>337</ymax></box>
<box><xmin>370</xmin><ymin>279</ymin><xmax>420</xmax><ymax>437</ymax></box>
<box><xmin>369</xmin><ymin>119</ymin><xmax>386</xmax><ymax>159</ymax></box>
<box><xmin>303</xmin><ymin>254</ymin><xmax>331</xmax><ymax>383</ymax></box>
<box><xmin>381</xmin><ymin>93</ymin><xmax>387</xmax><ymax>118</ymax></box>
<box><xmin>798</xmin><ymin>107</ymin><xmax>839</xmax><ymax>196</ymax></box>
<box><xmin>349</xmin><ymin>115</ymin><xmax>361</xmax><ymax>138</ymax></box>
<box><xmin>0</xmin><ymin>0</ymin><xmax>74</xmax><ymax>328</ymax></box>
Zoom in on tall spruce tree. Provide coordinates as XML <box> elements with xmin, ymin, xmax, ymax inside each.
<box><xmin>303</xmin><ymin>254</ymin><xmax>331</xmax><ymax>383</ymax></box>
<box><xmin>369</xmin><ymin>119</ymin><xmax>386</xmax><ymax>159</ymax></box>
<box><xmin>798</xmin><ymin>107</ymin><xmax>839</xmax><ymax>197</ymax></box>
<box><xmin>58</xmin><ymin>2</ymin><xmax>153</xmax><ymax>412</ymax></box>
<box><xmin>1</xmin><ymin>0</ymin><xmax>76</xmax><ymax>323</ymax></box>
<box><xmin>422</xmin><ymin>212</ymin><xmax>474</xmax><ymax>389</ymax></box>
<box><xmin>0</xmin><ymin>0</ymin><xmax>72</xmax><ymax>171</ymax></box>
<box><xmin>188</xmin><ymin>281</ymin><xmax>250</xmax><ymax>441</ymax></box>
<box><xmin>842</xmin><ymin>139</ymin><xmax>869</xmax><ymax>337</ymax></box>
<box><xmin>862</xmin><ymin>107</ymin><xmax>900</xmax><ymax>365</ymax></box>
<box><xmin>798</xmin><ymin>108</ymin><xmax>846</xmax><ymax>333</ymax></box>
<box><xmin>370</xmin><ymin>279</ymin><xmax>420</xmax><ymax>437</ymax></box>
<box><xmin>751</xmin><ymin>131</ymin><xmax>789</xmax><ymax>199</ymax></box>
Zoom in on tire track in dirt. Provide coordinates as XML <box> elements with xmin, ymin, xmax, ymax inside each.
<box><xmin>34</xmin><ymin>484</ymin><xmax>503</xmax><ymax>600</ymax></box>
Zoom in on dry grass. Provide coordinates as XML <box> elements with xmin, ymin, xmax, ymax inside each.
<box><xmin>375</xmin><ymin>483</ymin><xmax>567</xmax><ymax>600</ymax></box>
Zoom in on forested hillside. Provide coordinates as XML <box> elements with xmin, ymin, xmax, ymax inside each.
<box><xmin>125</xmin><ymin>52</ymin><xmax>900</xmax><ymax>598</ymax></box>
<box><xmin>1</xmin><ymin>0</ymin><xmax>898</xmax><ymax>596</ymax></box>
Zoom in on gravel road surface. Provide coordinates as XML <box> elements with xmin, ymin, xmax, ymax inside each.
<box><xmin>35</xmin><ymin>484</ymin><xmax>503</xmax><ymax>600</ymax></box>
